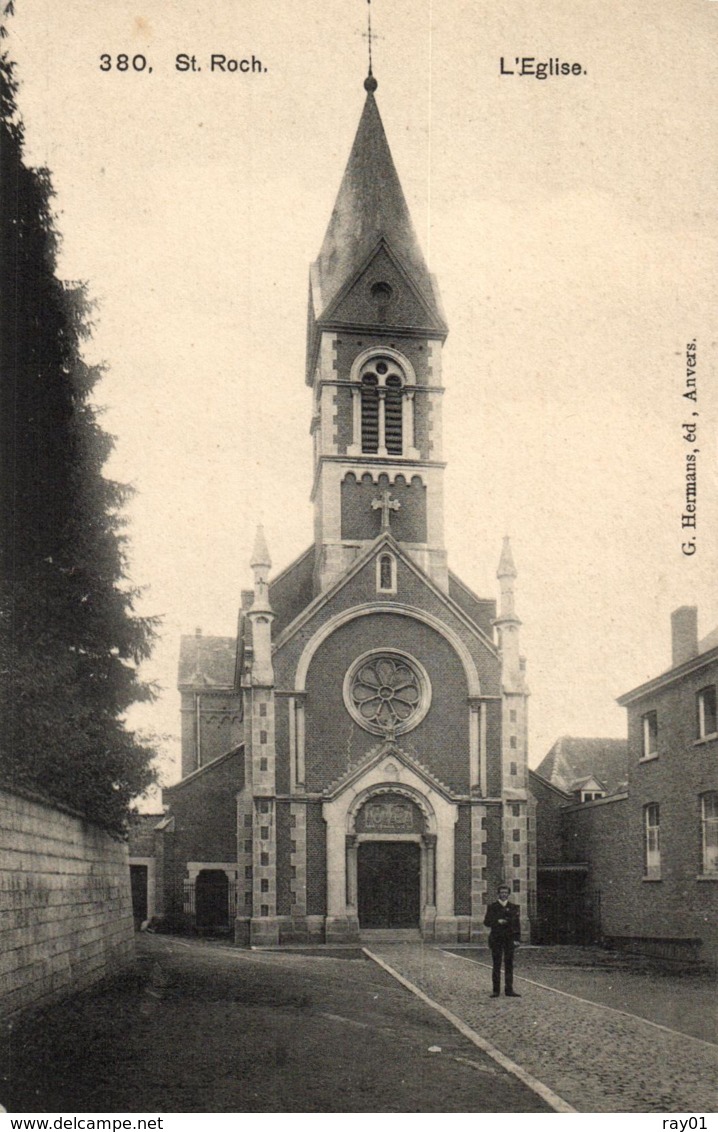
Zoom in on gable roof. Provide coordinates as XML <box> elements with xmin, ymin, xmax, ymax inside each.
<box><xmin>163</xmin><ymin>744</ymin><xmax>244</xmax><ymax>795</ymax></box>
<box><xmin>268</xmin><ymin>544</ymin><xmax>315</xmax><ymax>638</ymax></box>
<box><xmin>323</xmin><ymin>739</ymin><xmax>455</xmax><ymax>802</ymax></box>
<box><xmin>309</xmin><ymin>90</ymin><xmax>444</xmax><ymax>331</ymax></box>
<box><xmin>617</xmin><ymin>638</ymin><xmax>718</xmax><ymax>706</ymax></box>
<box><xmin>534</xmin><ymin>736</ymin><xmax>628</xmax><ymax>796</ymax></box>
<box><xmin>448</xmin><ymin>571</ymin><xmax>496</xmax><ymax>639</ymax></box>
<box><xmin>178</xmin><ymin>634</ymin><xmax>236</xmax><ymax>689</ymax></box>
<box><xmin>271</xmin><ymin>531</ymin><xmax>497</xmax><ymax>661</ymax></box>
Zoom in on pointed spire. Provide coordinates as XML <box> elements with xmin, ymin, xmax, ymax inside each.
<box><xmin>310</xmin><ymin>88</ymin><xmax>442</xmax><ymax>324</ymax></box>
<box><xmin>497</xmin><ymin>536</ymin><xmax>517</xmax><ymax>579</ymax></box>
<box><xmin>495</xmin><ymin>536</ymin><xmax>519</xmax><ymax>624</ymax></box>
<box><xmin>250</xmin><ymin>524</ymin><xmax>271</xmax><ymax>570</ymax></box>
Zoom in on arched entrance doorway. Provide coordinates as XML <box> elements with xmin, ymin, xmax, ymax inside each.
<box><xmin>358</xmin><ymin>841</ymin><xmax>420</xmax><ymax>927</ymax></box>
<box><xmin>195</xmin><ymin>869</ymin><xmax>230</xmax><ymax>930</ymax></box>
<box><xmin>352</xmin><ymin>792</ymin><xmax>431</xmax><ymax>931</ymax></box>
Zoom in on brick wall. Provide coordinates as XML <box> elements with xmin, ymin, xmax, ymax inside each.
<box><xmin>562</xmin><ymin>795</ymin><xmax>632</xmax><ymax>937</ymax></box>
<box><xmin>164</xmin><ymin>747</ymin><xmax>244</xmax><ymax>905</ymax></box>
<box><xmin>302</xmin><ymin>612</ymin><xmax>470</xmax><ymax>793</ymax></box>
<box><xmin>620</xmin><ymin>657</ymin><xmax>718</xmax><ymax>958</ymax></box>
<box><xmin>529</xmin><ymin>772</ymin><xmax>570</xmax><ymax>865</ymax></box>
<box><xmin>0</xmin><ymin>788</ymin><xmax>134</xmax><ymax>1021</ymax></box>
<box><xmin>454</xmin><ymin>805</ymin><xmax>472</xmax><ymax>915</ymax></box>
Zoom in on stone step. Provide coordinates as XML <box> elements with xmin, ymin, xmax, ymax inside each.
<box><xmin>360</xmin><ymin>928</ymin><xmax>422</xmax><ymax>942</ymax></box>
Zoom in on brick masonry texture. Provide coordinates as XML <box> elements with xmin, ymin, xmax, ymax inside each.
<box><xmin>164</xmin><ymin>748</ymin><xmax>243</xmax><ymax>902</ymax></box>
<box><xmin>305</xmin><ymin>803</ymin><xmax>327</xmax><ymax>916</ymax></box>
<box><xmin>275</xmin><ymin>801</ymin><xmax>292</xmax><ymax>916</ymax></box>
<box><xmin>303</xmin><ymin>612</ymin><xmax>470</xmax><ymax>793</ymax></box>
<box><xmin>620</xmin><ymin>657</ymin><xmax>718</xmax><ymax>957</ymax></box>
<box><xmin>0</xmin><ymin>788</ymin><xmax>134</xmax><ymax>1020</ymax></box>
<box><xmin>454</xmin><ymin>805</ymin><xmax>472</xmax><ymax>915</ymax></box>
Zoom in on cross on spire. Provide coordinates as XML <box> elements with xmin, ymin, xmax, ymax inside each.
<box><xmin>361</xmin><ymin>0</ymin><xmax>381</xmax><ymax>90</ymax></box>
<box><xmin>372</xmin><ymin>489</ymin><xmax>400</xmax><ymax>532</ymax></box>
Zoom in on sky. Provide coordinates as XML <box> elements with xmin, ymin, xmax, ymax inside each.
<box><xmin>7</xmin><ymin>0</ymin><xmax>717</xmax><ymax>794</ymax></box>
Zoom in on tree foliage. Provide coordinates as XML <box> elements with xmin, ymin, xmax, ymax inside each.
<box><xmin>0</xmin><ymin>27</ymin><xmax>158</xmax><ymax>833</ymax></box>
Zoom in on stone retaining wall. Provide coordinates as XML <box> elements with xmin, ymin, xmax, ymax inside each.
<box><xmin>0</xmin><ymin>787</ymin><xmax>134</xmax><ymax>1020</ymax></box>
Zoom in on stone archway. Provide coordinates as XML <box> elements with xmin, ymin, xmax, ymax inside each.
<box><xmin>321</xmin><ymin>749</ymin><xmax>458</xmax><ymax>943</ymax></box>
<box><xmin>348</xmin><ymin>789</ymin><xmax>436</xmax><ymax>934</ymax></box>
<box><xmin>195</xmin><ymin>869</ymin><xmax>230</xmax><ymax>930</ymax></box>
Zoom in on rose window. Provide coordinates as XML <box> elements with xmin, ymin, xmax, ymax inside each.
<box><xmin>343</xmin><ymin>650</ymin><xmax>431</xmax><ymax>736</ymax></box>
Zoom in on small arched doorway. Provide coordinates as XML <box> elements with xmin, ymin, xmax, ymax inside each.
<box><xmin>353</xmin><ymin>792</ymin><xmax>429</xmax><ymax>931</ymax></box>
<box><xmin>195</xmin><ymin>869</ymin><xmax>230</xmax><ymax>930</ymax></box>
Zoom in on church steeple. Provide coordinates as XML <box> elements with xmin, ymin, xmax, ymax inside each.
<box><xmin>307</xmin><ymin>76</ymin><xmax>450</xmax><ymax>595</ymax></box>
<box><xmin>308</xmin><ymin>82</ymin><xmax>445</xmax><ymax>338</ymax></box>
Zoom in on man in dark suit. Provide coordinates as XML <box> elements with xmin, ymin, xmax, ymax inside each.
<box><xmin>484</xmin><ymin>882</ymin><xmax>521</xmax><ymax>997</ymax></box>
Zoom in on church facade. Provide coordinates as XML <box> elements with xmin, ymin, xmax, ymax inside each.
<box><xmin>164</xmin><ymin>75</ymin><xmax>535</xmax><ymax>945</ymax></box>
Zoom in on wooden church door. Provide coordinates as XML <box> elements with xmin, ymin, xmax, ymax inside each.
<box><xmin>357</xmin><ymin>841</ymin><xmax>420</xmax><ymax>928</ymax></box>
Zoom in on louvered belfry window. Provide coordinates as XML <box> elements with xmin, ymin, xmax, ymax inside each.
<box><xmin>361</xmin><ymin>373</ymin><xmax>379</xmax><ymax>453</ymax></box>
<box><xmin>384</xmin><ymin>374</ymin><xmax>403</xmax><ymax>455</ymax></box>
<box><xmin>359</xmin><ymin>356</ymin><xmax>406</xmax><ymax>456</ymax></box>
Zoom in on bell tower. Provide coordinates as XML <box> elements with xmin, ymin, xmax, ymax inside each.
<box><xmin>306</xmin><ymin>73</ymin><xmax>449</xmax><ymax>594</ymax></box>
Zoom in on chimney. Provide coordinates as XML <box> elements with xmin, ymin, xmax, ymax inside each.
<box><xmin>671</xmin><ymin>606</ymin><xmax>698</xmax><ymax>667</ymax></box>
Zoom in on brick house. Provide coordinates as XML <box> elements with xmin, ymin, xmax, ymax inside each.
<box><xmin>531</xmin><ymin>607</ymin><xmax>718</xmax><ymax>964</ymax></box>
<box><xmin>529</xmin><ymin>739</ymin><xmax>628</xmax><ymax>944</ymax></box>
<box><xmin>159</xmin><ymin>73</ymin><xmax>535</xmax><ymax>946</ymax></box>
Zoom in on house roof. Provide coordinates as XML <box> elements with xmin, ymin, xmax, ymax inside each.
<box><xmin>268</xmin><ymin>544</ymin><xmax>315</xmax><ymax>638</ymax></box>
<box><xmin>617</xmin><ymin>638</ymin><xmax>718</xmax><ymax>706</ymax></box>
<box><xmin>178</xmin><ymin>634</ymin><xmax>236</xmax><ymax>689</ymax></box>
<box><xmin>310</xmin><ymin>88</ymin><xmax>444</xmax><ymax>330</ymax></box>
<box><xmin>534</xmin><ymin>736</ymin><xmax>628</xmax><ymax>796</ymax></box>
<box><xmin>179</xmin><ymin>541</ymin><xmax>500</xmax><ymax>690</ymax></box>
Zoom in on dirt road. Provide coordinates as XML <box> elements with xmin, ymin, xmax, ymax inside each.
<box><xmin>1</xmin><ymin>936</ymin><xmax>550</xmax><ymax>1113</ymax></box>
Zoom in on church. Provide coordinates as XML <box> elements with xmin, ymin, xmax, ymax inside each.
<box><xmin>162</xmin><ymin>70</ymin><xmax>535</xmax><ymax>945</ymax></box>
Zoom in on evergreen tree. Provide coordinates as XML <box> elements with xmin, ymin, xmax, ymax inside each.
<box><xmin>0</xmin><ymin>10</ymin><xmax>158</xmax><ymax>833</ymax></box>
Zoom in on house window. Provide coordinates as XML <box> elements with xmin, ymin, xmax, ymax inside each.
<box><xmin>700</xmin><ymin>792</ymin><xmax>718</xmax><ymax>874</ymax></box>
<box><xmin>697</xmin><ymin>686</ymin><xmax>717</xmax><ymax>739</ymax></box>
<box><xmin>643</xmin><ymin>803</ymin><xmax>661</xmax><ymax>878</ymax></box>
<box><xmin>641</xmin><ymin>711</ymin><xmax>658</xmax><ymax>758</ymax></box>
<box><xmin>260</xmin><ymin>852</ymin><xmax>269</xmax><ymax>866</ymax></box>
<box><xmin>259</xmin><ymin>757</ymin><xmax>268</xmax><ymax>771</ymax></box>
<box><xmin>260</xmin><ymin>880</ymin><xmax>269</xmax><ymax>893</ymax></box>
<box><xmin>376</xmin><ymin>552</ymin><xmax>397</xmax><ymax>594</ymax></box>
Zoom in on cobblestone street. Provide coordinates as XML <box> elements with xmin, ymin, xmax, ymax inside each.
<box><xmin>367</xmin><ymin>944</ymin><xmax>718</xmax><ymax>1113</ymax></box>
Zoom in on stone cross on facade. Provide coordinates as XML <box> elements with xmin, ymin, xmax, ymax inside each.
<box><xmin>372</xmin><ymin>490</ymin><xmax>400</xmax><ymax>532</ymax></box>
